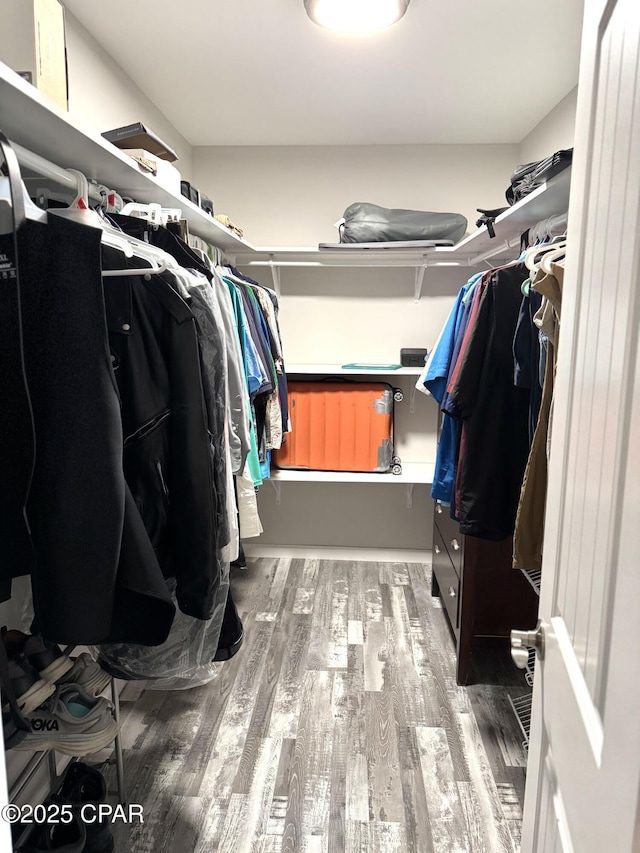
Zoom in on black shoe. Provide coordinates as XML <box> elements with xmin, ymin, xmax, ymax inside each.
<box><xmin>213</xmin><ymin>591</ymin><xmax>244</xmax><ymax>661</ymax></box>
<box><xmin>21</xmin><ymin>814</ymin><xmax>86</xmax><ymax>852</ymax></box>
<box><xmin>230</xmin><ymin>542</ymin><xmax>247</xmax><ymax>569</ymax></box>
<box><xmin>53</xmin><ymin>762</ymin><xmax>114</xmax><ymax>853</ymax></box>
<box><xmin>212</xmin><ymin>630</ymin><xmax>244</xmax><ymax>661</ymax></box>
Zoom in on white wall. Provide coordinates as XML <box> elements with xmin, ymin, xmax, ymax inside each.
<box><xmin>64</xmin><ymin>12</ymin><xmax>193</xmax><ymax>177</ymax></box>
<box><xmin>193</xmin><ymin>143</ymin><xmax>518</xmax><ymax>246</ymax></box>
<box><xmin>519</xmin><ymin>86</ymin><xmax>578</xmax><ymax>165</ymax></box>
<box><xmin>193</xmin><ymin>143</ymin><xmax>520</xmax><ymax>551</ymax></box>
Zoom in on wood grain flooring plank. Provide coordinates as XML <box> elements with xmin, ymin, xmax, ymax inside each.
<box><xmin>194</xmin><ymin>799</ymin><xmax>227</xmax><ymax>853</ymax></box>
<box><xmin>379</xmin><ymin>562</ymin><xmax>410</xmax><ymax>586</ymax></box>
<box><xmin>306</xmin><ymin>562</ymin><xmax>333</xmax><ymax>671</ymax></box>
<box><xmin>235</xmin><ymin>588</ymin><xmax>297</xmax><ymax>794</ymax></box>
<box><xmin>329</xmin><ymin>720</ymin><xmax>347</xmax><ymax>853</ymax></box>
<box><xmin>455</xmin><ymin>710</ymin><xmax>517</xmax><ymax>853</ymax></box>
<box><xmin>269</xmin><ymin>618</ymin><xmax>313</xmax><ymax>739</ymax></box>
<box><xmin>415</xmin><ymin>726</ymin><xmax>471</xmax><ymax>853</ymax></box>
<box><xmin>387</xmin><ymin>586</ymin><xmax>439</xmax><ymax>727</ymax></box>
<box><xmin>396</xmin><ymin>726</ymin><xmax>436</xmax><ymax>853</ymax></box>
<box><xmin>365</xmin><ymin>691</ymin><xmax>404</xmax><ymax>824</ymax></box>
<box><xmin>293</xmin><ymin>587</ymin><xmax>316</xmax><ymax>615</ymax></box>
<box><xmin>362</xmin><ymin>563</ymin><xmax>384</xmax><ymax>624</ymax></box>
<box><xmin>379</xmin><ymin>584</ymin><xmax>393</xmax><ymax>618</ymax></box>
<box><xmin>347</xmin><ymin>620</ymin><xmax>364</xmax><ymax>646</ymax></box>
<box><xmin>468</xmin><ymin>684</ymin><xmax>528</xmax><ymax>770</ymax></box>
<box><xmin>369</xmin><ymin>821</ymin><xmax>408</xmax><ymax>853</ymax></box>
<box><xmin>497</xmin><ymin>782</ymin><xmax>524</xmax><ymax>852</ymax></box>
<box><xmin>282</xmin><ymin>671</ymin><xmax>334</xmax><ymax>853</ymax></box>
<box><xmin>457</xmin><ymin>781</ymin><xmax>487</xmax><ymax>853</ymax></box>
<box><xmin>196</xmin><ymin>620</ymin><xmax>277</xmax><ymax>802</ymax></box>
<box><xmin>363</xmin><ymin>620</ymin><xmax>387</xmax><ymax>692</ymax></box>
<box><xmin>301</xmin><ymin>558</ymin><xmax>321</xmax><ymax>588</ymax></box>
<box><xmin>347</xmin><ymin>561</ymin><xmax>365</xmax><ymax>623</ymax></box>
<box><xmin>220</xmin><ymin>737</ymin><xmax>283</xmax><ymax>852</ymax></box>
<box><xmin>328</xmin><ymin>563</ymin><xmax>349</xmax><ymax>670</ymax></box>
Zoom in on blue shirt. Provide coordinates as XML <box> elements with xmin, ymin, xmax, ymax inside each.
<box><xmin>425</xmin><ymin>274</ymin><xmax>482</xmax><ymax>503</ymax></box>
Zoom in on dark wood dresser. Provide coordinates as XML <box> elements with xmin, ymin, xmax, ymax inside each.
<box><xmin>432</xmin><ymin>500</ymin><xmax>539</xmax><ymax>684</ymax></box>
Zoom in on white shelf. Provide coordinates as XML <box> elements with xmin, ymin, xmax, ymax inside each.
<box><xmin>236</xmin><ymin>167</ymin><xmax>571</xmax><ymax>270</ymax></box>
<box><xmin>0</xmin><ymin>60</ymin><xmax>570</xmax><ymax>269</ymax></box>
<box><xmin>436</xmin><ymin>167</ymin><xmax>572</xmax><ymax>264</ymax></box>
<box><xmin>0</xmin><ymin>62</ymin><xmax>254</xmax><ymax>254</ymax></box>
<box><xmin>270</xmin><ymin>462</ymin><xmax>434</xmax><ymax>485</ymax></box>
<box><xmin>286</xmin><ymin>363</ymin><xmax>424</xmax><ymax>376</ymax></box>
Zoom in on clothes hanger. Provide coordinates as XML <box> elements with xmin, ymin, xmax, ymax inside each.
<box><xmin>524</xmin><ymin>238</ymin><xmax>567</xmax><ymax>272</ymax></box>
<box><xmin>540</xmin><ymin>243</ymin><xmax>567</xmax><ymax>274</ymax></box>
<box><xmin>0</xmin><ymin>176</ymin><xmax>46</xmax><ymax>232</ymax></box>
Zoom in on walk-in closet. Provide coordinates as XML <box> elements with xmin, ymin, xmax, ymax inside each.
<box><xmin>0</xmin><ymin>0</ymin><xmax>639</xmax><ymax>851</ymax></box>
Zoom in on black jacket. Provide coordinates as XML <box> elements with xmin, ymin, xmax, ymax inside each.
<box><xmin>101</xmin><ymin>247</ymin><xmax>221</xmax><ymax>620</ymax></box>
<box><xmin>0</xmin><ymin>215</ymin><xmax>175</xmax><ymax>645</ymax></box>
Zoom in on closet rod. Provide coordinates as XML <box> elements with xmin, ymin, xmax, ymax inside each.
<box><xmin>10</xmin><ymin>140</ymin><xmax>102</xmax><ymax>203</ymax></box>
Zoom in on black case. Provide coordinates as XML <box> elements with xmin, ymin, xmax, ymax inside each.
<box><xmin>401</xmin><ymin>348</ymin><xmax>429</xmax><ymax>367</ymax></box>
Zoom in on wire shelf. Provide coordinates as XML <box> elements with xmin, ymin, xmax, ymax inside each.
<box><xmin>522</xmin><ymin>569</ymin><xmax>542</xmax><ymax>596</ymax></box>
<box><xmin>508</xmin><ymin>693</ymin><xmax>533</xmax><ymax>752</ymax></box>
<box><xmin>525</xmin><ymin>647</ymin><xmax>536</xmax><ymax>687</ymax></box>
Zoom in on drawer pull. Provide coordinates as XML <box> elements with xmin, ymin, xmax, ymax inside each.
<box><xmin>435</xmin><ymin>504</ymin><xmax>443</xmax><ymax>515</ymax></box>
<box><xmin>434</xmin><ymin>545</ymin><xmax>440</xmax><ymax>554</ymax></box>
<box><xmin>451</xmin><ymin>539</ymin><xmax>460</xmax><ymax>552</ymax></box>
<box><xmin>448</xmin><ymin>586</ymin><xmax>456</xmax><ymax>598</ymax></box>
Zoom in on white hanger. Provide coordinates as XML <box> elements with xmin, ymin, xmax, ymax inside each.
<box><xmin>524</xmin><ymin>238</ymin><xmax>567</xmax><ymax>272</ymax></box>
<box><xmin>0</xmin><ymin>175</ymin><xmax>47</xmax><ymax>232</ymax></box>
<box><xmin>540</xmin><ymin>242</ymin><xmax>567</xmax><ymax>274</ymax></box>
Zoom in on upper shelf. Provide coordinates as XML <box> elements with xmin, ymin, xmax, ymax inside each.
<box><xmin>1</xmin><ymin>61</ymin><xmax>571</xmax><ymax>267</ymax></box>
<box><xmin>236</xmin><ymin>167</ymin><xmax>571</xmax><ymax>270</ymax></box>
<box><xmin>0</xmin><ymin>62</ymin><xmax>253</xmax><ymax>253</ymax></box>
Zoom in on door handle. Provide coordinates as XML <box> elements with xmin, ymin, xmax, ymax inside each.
<box><xmin>511</xmin><ymin>620</ymin><xmax>545</xmax><ymax>669</ymax></box>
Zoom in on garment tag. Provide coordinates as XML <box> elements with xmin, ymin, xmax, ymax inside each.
<box><xmin>0</xmin><ymin>247</ymin><xmax>16</xmax><ymax>281</ymax></box>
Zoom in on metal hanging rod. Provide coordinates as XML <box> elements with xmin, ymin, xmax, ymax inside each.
<box><xmin>10</xmin><ymin>139</ymin><xmax>103</xmax><ymax>203</ymax></box>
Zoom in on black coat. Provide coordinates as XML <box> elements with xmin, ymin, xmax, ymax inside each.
<box><xmin>101</xmin><ymin>247</ymin><xmax>222</xmax><ymax>621</ymax></box>
<box><xmin>0</xmin><ymin>215</ymin><xmax>175</xmax><ymax>645</ymax></box>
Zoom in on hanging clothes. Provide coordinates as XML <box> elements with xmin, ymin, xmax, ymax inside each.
<box><xmin>0</xmin><ymin>214</ymin><xmax>175</xmax><ymax>645</ymax></box>
<box><xmin>513</xmin><ymin>260</ymin><xmax>565</xmax><ymax>570</ymax></box>
<box><xmin>443</xmin><ymin>263</ymin><xmax>531</xmax><ymax>540</ymax></box>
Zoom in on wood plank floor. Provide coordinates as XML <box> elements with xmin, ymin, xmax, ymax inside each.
<box><xmin>105</xmin><ymin>557</ymin><xmax>530</xmax><ymax>852</ymax></box>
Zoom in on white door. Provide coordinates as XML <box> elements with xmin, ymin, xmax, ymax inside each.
<box><xmin>520</xmin><ymin>0</ymin><xmax>640</xmax><ymax>850</ymax></box>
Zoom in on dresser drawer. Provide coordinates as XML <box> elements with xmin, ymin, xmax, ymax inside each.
<box><xmin>433</xmin><ymin>524</ymin><xmax>460</xmax><ymax>636</ymax></box>
<box><xmin>434</xmin><ymin>504</ymin><xmax>463</xmax><ymax>579</ymax></box>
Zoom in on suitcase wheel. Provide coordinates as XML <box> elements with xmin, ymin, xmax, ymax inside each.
<box><xmin>391</xmin><ymin>455</ymin><xmax>401</xmax><ymax>465</ymax></box>
<box><xmin>391</xmin><ymin>463</ymin><xmax>403</xmax><ymax>475</ymax></box>
<box><xmin>393</xmin><ymin>389</ymin><xmax>404</xmax><ymax>403</ymax></box>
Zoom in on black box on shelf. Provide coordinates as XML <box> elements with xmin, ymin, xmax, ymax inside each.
<box><xmin>400</xmin><ymin>348</ymin><xmax>429</xmax><ymax>367</ymax></box>
<box><xmin>180</xmin><ymin>181</ymin><xmax>200</xmax><ymax>206</ymax></box>
<box><xmin>200</xmin><ymin>194</ymin><xmax>214</xmax><ymax>216</ymax></box>
<box><xmin>102</xmin><ymin>122</ymin><xmax>178</xmax><ymax>162</ymax></box>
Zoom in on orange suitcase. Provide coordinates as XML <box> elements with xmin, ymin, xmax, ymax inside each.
<box><xmin>274</xmin><ymin>381</ymin><xmax>401</xmax><ymax>474</ymax></box>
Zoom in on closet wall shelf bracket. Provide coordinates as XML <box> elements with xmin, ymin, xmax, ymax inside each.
<box><xmin>268</xmin><ymin>258</ymin><xmax>281</xmax><ymax>296</ymax></box>
<box><xmin>271</xmin><ymin>480</ymin><xmax>282</xmax><ymax>505</ymax></box>
<box><xmin>414</xmin><ymin>263</ymin><xmax>428</xmax><ymax>302</ymax></box>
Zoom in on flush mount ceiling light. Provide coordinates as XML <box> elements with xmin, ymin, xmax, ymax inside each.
<box><xmin>304</xmin><ymin>0</ymin><xmax>410</xmax><ymax>34</ymax></box>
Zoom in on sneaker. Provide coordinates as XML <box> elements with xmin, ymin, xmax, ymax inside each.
<box><xmin>5</xmin><ymin>657</ymin><xmax>56</xmax><ymax>715</ymax></box>
<box><xmin>21</xmin><ymin>812</ymin><xmax>86</xmax><ymax>852</ymax></box>
<box><xmin>57</xmin><ymin>654</ymin><xmax>111</xmax><ymax>698</ymax></box>
<box><xmin>3</xmin><ymin>630</ymin><xmax>74</xmax><ymax>684</ymax></box>
<box><xmin>13</xmin><ymin>684</ymin><xmax>119</xmax><ymax>757</ymax></box>
<box><xmin>53</xmin><ymin>762</ymin><xmax>115</xmax><ymax>853</ymax></box>
<box><xmin>3</xmin><ymin>630</ymin><xmax>110</xmax><ymax>696</ymax></box>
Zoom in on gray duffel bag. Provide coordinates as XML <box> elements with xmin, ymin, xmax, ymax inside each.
<box><xmin>339</xmin><ymin>202</ymin><xmax>467</xmax><ymax>244</ymax></box>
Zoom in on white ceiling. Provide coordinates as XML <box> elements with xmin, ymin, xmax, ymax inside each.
<box><xmin>62</xmin><ymin>0</ymin><xmax>584</xmax><ymax>147</ymax></box>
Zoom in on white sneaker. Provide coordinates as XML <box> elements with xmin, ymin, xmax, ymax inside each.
<box><xmin>58</xmin><ymin>654</ymin><xmax>111</xmax><ymax>697</ymax></box>
<box><xmin>13</xmin><ymin>684</ymin><xmax>119</xmax><ymax>756</ymax></box>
